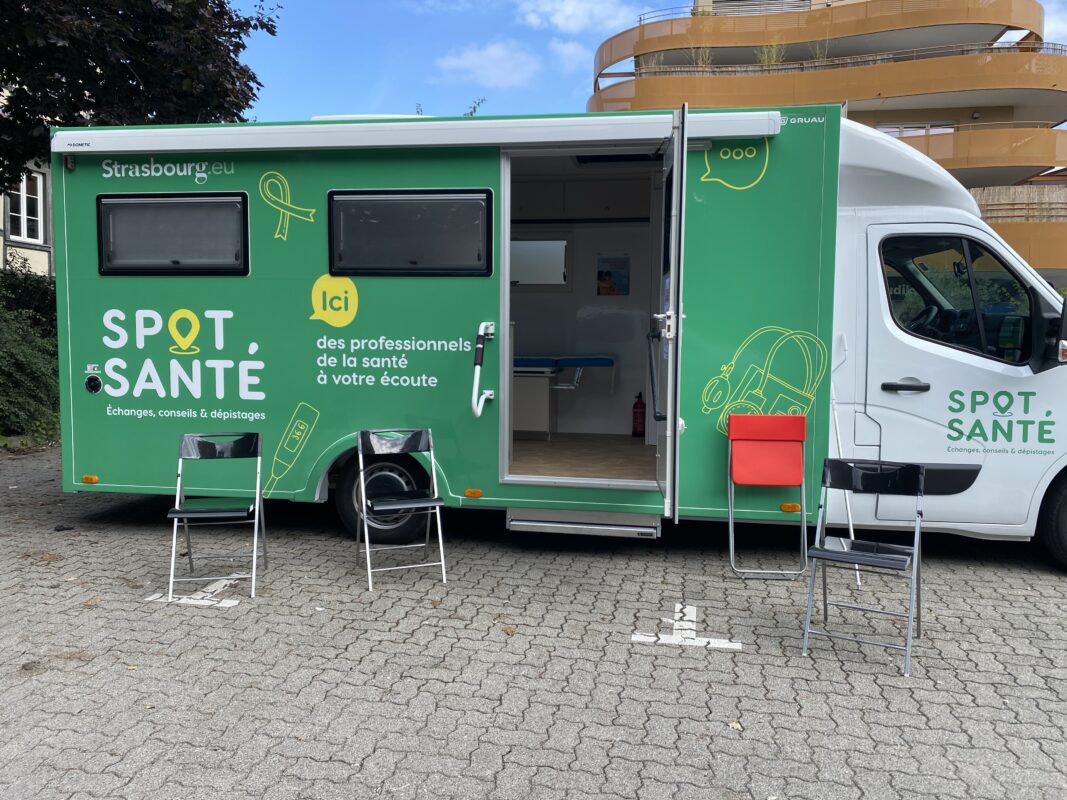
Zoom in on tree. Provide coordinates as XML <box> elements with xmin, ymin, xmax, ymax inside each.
<box><xmin>415</xmin><ymin>98</ymin><xmax>488</xmax><ymax>117</ymax></box>
<box><xmin>0</xmin><ymin>1</ymin><xmax>278</xmax><ymax>190</ymax></box>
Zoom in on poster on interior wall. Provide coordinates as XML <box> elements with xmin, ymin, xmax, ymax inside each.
<box><xmin>596</xmin><ymin>256</ymin><xmax>630</xmax><ymax>296</ymax></box>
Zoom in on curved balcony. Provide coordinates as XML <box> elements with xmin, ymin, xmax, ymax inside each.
<box><xmin>973</xmin><ymin>186</ymin><xmax>1067</xmax><ymax>273</ymax></box>
<box><xmin>595</xmin><ymin>0</ymin><xmax>1045</xmax><ymax>81</ymax></box>
<box><xmin>892</xmin><ymin>122</ymin><xmax>1067</xmax><ymax>186</ymax></box>
<box><xmin>588</xmin><ymin>43</ymin><xmax>1067</xmax><ymax>119</ymax></box>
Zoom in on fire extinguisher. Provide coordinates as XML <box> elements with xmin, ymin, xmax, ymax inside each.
<box><xmin>632</xmin><ymin>392</ymin><xmax>646</xmax><ymax>438</ymax></box>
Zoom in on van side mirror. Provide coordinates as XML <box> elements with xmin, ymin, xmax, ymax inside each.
<box><xmin>1028</xmin><ymin>284</ymin><xmax>1065</xmax><ymax>372</ymax></box>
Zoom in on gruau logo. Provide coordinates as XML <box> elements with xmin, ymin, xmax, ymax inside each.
<box><xmin>101</xmin><ymin>157</ymin><xmax>235</xmax><ymax>185</ymax></box>
<box><xmin>780</xmin><ymin>115</ymin><xmax>826</xmax><ymax>126</ymax></box>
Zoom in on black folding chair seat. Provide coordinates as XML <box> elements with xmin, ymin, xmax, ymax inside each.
<box><xmin>808</xmin><ymin>538</ymin><xmax>912</xmax><ymax>570</ymax></box>
<box><xmin>368</xmin><ymin>492</ymin><xmax>445</xmax><ymax>514</ymax></box>
<box><xmin>168</xmin><ymin>497</ymin><xmax>256</xmax><ymax>520</ymax></box>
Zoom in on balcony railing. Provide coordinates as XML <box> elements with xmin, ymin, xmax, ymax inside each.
<box><xmin>980</xmin><ymin>201</ymin><xmax>1067</xmax><ymax>223</ymax></box>
<box><xmin>640</xmin><ymin>2</ymin><xmax>812</xmax><ymax>22</ymax></box>
<box><xmin>630</xmin><ymin>41</ymin><xmax>1067</xmax><ymax>78</ymax></box>
<box><xmin>885</xmin><ymin>121</ymin><xmax>1061</xmax><ymax>136</ymax></box>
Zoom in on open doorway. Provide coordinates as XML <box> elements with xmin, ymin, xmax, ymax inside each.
<box><xmin>504</xmin><ymin>150</ymin><xmax>664</xmax><ymax>486</ymax></box>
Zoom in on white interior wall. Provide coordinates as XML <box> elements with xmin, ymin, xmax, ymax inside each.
<box><xmin>511</xmin><ymin>222</ymin><xmax>653</xmax><ymax>435</ymax></box>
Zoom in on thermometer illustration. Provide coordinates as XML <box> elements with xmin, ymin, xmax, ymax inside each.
<box><xmin>264</xmin><ymin>402</ymin><xmax>320</xmax><ymax>497</ymax></box>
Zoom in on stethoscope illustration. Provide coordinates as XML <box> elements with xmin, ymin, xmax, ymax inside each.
<box><xmin>701</xmin><ymin>326</ymin><xmax>828</xmax><ymax>422</ymax></box>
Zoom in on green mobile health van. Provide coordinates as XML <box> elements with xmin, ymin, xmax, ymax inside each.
<box><xmin>50</xmin><ymin>106</ymin><xmax>1067</xmax><ymax>566</ymax></box>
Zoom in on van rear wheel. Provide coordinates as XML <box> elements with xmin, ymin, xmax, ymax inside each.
<box><xmin>335</xmin><ymin>455</ymin><xmax>428</xmax><ymax>545</ymax></box>
<box><xmin>1037</xmin><ymin>475</ymin><xmax>1067</xmax><ymax>569</ymax></box>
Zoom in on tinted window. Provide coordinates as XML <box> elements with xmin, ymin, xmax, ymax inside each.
<box><xmin>99</xmin><ymin>195</ymin><xmax>247</xmax><ymax>275</ymax></box>
<box><xmin>970</xmin><ymin>241</ymin><xmax>1031</xmax><ymax>363</ymax></box>
<box><xmin>330</xmin><ymin>191</ymin><xmax>490</xmax><ymax>277</ymax></box>
<box><xmin>880</xmin><ymin>235</ymin><xmax>1030</xmax><ymax>363</ymax></box>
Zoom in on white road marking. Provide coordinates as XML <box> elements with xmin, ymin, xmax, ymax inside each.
<box><xmin>144</xmin><ymin>577</ymin><xmax>242</xmax><ymax>608</ymax></box>
<box><xmin>632</xmin><ymin>603</ymin><xmax>742</xmax><ymax>650</ymax></box>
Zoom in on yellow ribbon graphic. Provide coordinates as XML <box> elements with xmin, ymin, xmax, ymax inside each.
<box><xmin>258</xmin><ymin>171</ymin><xmax>316</xmax><ymax>240</ymax></box>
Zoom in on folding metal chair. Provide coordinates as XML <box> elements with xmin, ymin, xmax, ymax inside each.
<box><xmin>727</xmin><ymin>414</ymin><xmax>807</xmax><ymax>579</ymax></box>
<box><xmin>356</xmin><ymin>428</ymin><xmax>446</xmax><ymax>591</ymax></box>
<box><xmin>167</xmin><ymin>432</ymin><xmax>266</xmax><ymax>600</ymax></box>
<box><xmin>802</xmin><ymin>459</ymin><xmax>925</xmax><ymax>677</ymax></box>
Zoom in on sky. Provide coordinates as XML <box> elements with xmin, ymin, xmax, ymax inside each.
<box><xmin>237</xmin><ymin>0</ymin><xmax>654</xmax><ymax>121</ymax></box>
<box><xmin>238</xmin><ymin>0</ymin><xmax>1067</xmax><ymax>123</ymax></box>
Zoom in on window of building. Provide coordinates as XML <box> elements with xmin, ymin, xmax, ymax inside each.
<box><xmin>6</xmin><ymin>171</ymin><xmax>45</xmax><ymax>244</ymax></box>
<box><xmin>329</xmin><ymin>190</ymin><xmax>491</xmax><ymax>277</ymax></box>
<box><xmin>98</xmin><ymin>194</ymin><xmax>248</xmax><ymax>275</ymax></box>
<box><xmin>880</xmin><ymin>235</ymin><xmax>1031</xmax><ymax>364</ymax></box>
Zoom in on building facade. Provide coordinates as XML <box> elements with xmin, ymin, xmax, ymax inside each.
<box><xmin>2</xmin><ymin>164</ymin><xmax>53</xmax><ymax>276</ymax></box>
<box><xmin>588</xmin><ymin>0</ymin><xmax>1067</xmax><ymax>289</ymax></box>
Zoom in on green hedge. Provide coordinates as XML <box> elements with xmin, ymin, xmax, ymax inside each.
<box><xmin>0</xmin><ymin>256</ymin><xmax>58</xmax><ymax>438</ymax></box>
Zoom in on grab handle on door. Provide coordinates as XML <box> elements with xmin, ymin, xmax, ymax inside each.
<box><xmin>645</xmin><ymin>331</ymin><xmax>668</xmax><ymax>422</ymax></box>
<box><xmin>472</xmin><ymin>322</ymin><xmax>495</xmax><ymax>418</ymax></box>
<box><xmin>881</xmin><ymin>380</ymin><xmax>930</xmax><ymax>393</ymax></box>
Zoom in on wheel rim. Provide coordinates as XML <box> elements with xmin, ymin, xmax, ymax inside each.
<box><xmin>355</xmin><ymin>461</ymin><xmax>418</xmax><ymax>530</ymax></box>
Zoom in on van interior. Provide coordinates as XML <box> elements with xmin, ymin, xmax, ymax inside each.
<box><xmin>506</xmin><ymin>150</ymin><xmax>666</xmax><ymax>485</ymax></box>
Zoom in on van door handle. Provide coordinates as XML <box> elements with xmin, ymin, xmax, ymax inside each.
<box><xmin>881</xmin><ymin>380</ymin><xmax>930</xmax><ymax>393</ymax></box>
<box><xmin>471</xmin><ymin>321</ymin><xmax>495</xmax><ymax>417</ymax></box>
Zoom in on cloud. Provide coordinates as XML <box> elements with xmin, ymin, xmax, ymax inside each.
<box><xmin>1044</xmin><ymin>1</ymin><xmax>1067</xmax><ymax>42</ymax></box>
<box><xmin>549</xmin><ymin>38</ymin><xmax>590</xmax><ymax>73</ymax></box>
<box><xmin>436</xmin><ymin>40</ymin><xmax>542</xmax><ymax>89</ymax></box>
<box><xmin>515</xmin><ymin>0</ymin><xmax>645</xmax><ymax>35</ymax></box>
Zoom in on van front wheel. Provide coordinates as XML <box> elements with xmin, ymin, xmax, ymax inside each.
<box><xmin>335</xmin><ymin>456</ymin><xmax>428</xmax><ymax>545</ymax></box>
<box><xmin>1037</xmin><ymin>475</ymin><xmax>1067</xmax><ymax>569</ymax></box>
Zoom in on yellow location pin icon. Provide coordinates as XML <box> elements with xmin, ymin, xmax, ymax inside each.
<box><xmin>168</xmin><ymin>309</ymin><xmax>201</xmax><ymax>355</ymax></box>
<box><xmin>259</xmin><ymin>171</ymin><xmax>316</xmax><ymax>241</ymax></box>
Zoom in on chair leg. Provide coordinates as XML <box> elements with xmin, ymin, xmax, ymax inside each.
<box><xmin>915</xmin><ymin>546</ymin><xmax>922</xmax><ymax>639</ymax></box>
<box><xmin>904</xmin><ymin>564</ymin><xmax>918</xmax><ymax>678</ymax></box>
<box><xmin>435</xmin><ymin>506</ymin><xmax>447</xmax><ymax>585</ymax></box>
<box><xmin>364</xmin><ymin>514</ymin><xmax>375</xmax><ymax>592</ymax></box>
<box><xmin>909</xmin><ymin>580</ymin><xmax>917</xmax><ymax>678</ymax></box>
<box><xmin>184</xmin><ymin>520</ymin><xmax>194</xmax><ymax>574</ymax></box>
<box><xmin>727</xmin><ymin>480</ymin><xmax>741</xmax><ymax>576</ymax></box>
<box><xmin>250</xmin><ymin>514</ymin><xmax>259</xmax><ymax>599</ymax></box>
<box><xmin>169</xmin><ymin>519</ymin><xmax>180</xmax><ymax>602</ymax></box>
<box><xmin>260</xmin><ymin>500</ymin><xmax>269</xmax><ymax>571</ymax></box>
<box><xmin>822</xmin><ymin>562</ymin><xmax>829</xmax><ymax>624</ymax></box>
<box><xmin>802</xmin><ymin>558</ymin><xmax>818</xmax><ymax>656</ymax></box>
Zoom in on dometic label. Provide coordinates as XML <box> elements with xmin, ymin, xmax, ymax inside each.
<box><xmin>101</xmin><ymin>157</ymin><xmax>235</xmax><ymax>185</ymax></box>
<box><xmin>946</xmin><ymin>389</ymin><xmax>1056</xmax><ymax>456</ymax></box>
<box><xmin>99</xmin><ymin>308</ymin><xmax>265</xmax><ymax>404</ymax></box>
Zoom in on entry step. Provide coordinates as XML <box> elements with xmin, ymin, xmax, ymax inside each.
<box><xmin>506</xmin><ymin>508</ymin><xmax>661</xmax><ymax>539</ymax></box>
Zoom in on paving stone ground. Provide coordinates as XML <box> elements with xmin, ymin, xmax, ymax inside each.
<box><xmin>1</xmin><ymin>447</ymin><xmax>1066</xmax><ymax>800</ymax></box>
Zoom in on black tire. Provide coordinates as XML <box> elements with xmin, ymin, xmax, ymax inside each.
<box><xmin>1037</xmin><ymin>474</ymin><xmax>1067</xmax><ymax>569</ymax></box>
<box><xmin>335</xmin><ymin>455</ymin><xmax>429</xmax><ymax>545</ymax></box>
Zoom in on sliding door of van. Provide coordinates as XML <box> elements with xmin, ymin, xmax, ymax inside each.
<box><xmin>865</xmin><ymin>223</ymin><xmax>1062</xmax><ymax>526</ymax></box>
<box><xmin>653</xmin><ymin>105</ymin><xmax>688</xmax><ymax>519</ymax></box>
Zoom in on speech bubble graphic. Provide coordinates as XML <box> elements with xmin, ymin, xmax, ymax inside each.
<box><xmin>310</xmin><ymin>274</ymin><xmax>358</xmax><ymax>327</ymax></box>
<box><xmin>168</xmin><ymin>309</ymin><xmax>201</xmax><ymax>355</ymax></box>
<box><xmin>700</xmin><ymin>136</ymin><xmax>770</xmax><ymax>191</ymax></box>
